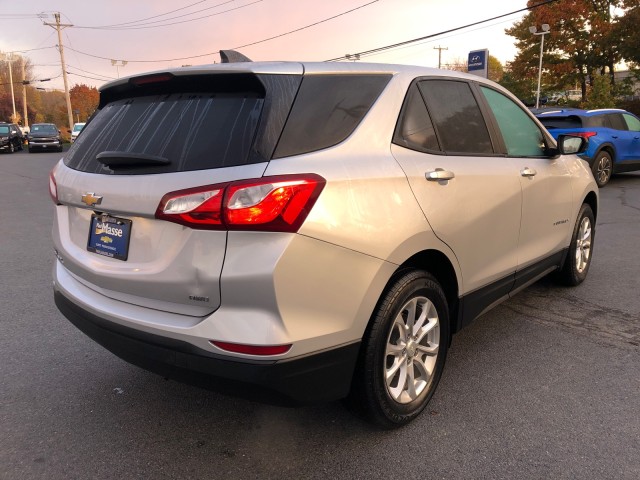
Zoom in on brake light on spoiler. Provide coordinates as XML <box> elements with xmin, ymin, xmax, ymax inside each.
<box><xmin>155</xmin><ymin>174</ymin><xmax>326</xmax><ymax>232</ymax></box>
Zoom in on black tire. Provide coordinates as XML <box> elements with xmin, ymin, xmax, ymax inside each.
<box><xmin>592</xmin><ymin>151</ymin><xmax>612</xmax><ymax>187</ymax></box>
<box><xmin>28</xmin><ymin>147</ymin><xmax>33</xmax><ymax>153</ymax></box>
<box><xmin>347</xmin><ymin>270</ymin><xmax>449</xmax><ymax>429</ymax></box>
<box><xmin>8</xmin><ymin>142</ymin><xmax>15</xmax><ymax>154</ymax></box>
<box><xmin>556</xmin><ymin>204</ymin><xmax>595</xmax><ymax>286</ymax></box>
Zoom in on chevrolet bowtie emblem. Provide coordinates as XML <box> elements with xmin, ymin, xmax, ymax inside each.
<box><xmin>81</xmin><ymin>192</ymin><xmax>103</xmax><ymax>207</ymax></box>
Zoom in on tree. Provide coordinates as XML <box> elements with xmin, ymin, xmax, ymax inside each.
<box><xmin>70</xmin><ymin>84</ymin><xmax>99</xmax><ymax>123</ymax></box>
<box><xmin>617</xmin><ymin>3</ymin><xmax>640</xmax><ymax>66</ymax></box>
<box><xmin>505</xmin><ymin>0</ymin><xmax>636</xmax><ymax>102</ymax></box>
<box><xmin>584</xmin><ymin>73</ymin><xmax>615</xmax><ymax>108</ymax></box>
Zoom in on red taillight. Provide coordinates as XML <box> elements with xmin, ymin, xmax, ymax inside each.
<box><xmin>49</xmin><ymin>171</ymin><xmax>60</xmax><ymax>205</ymax></box>
<box><xmin>155</xmin><ymin>183</ymin><xmax>228</xmax><ymax>230</ymax></box>
<box><xmin>210</xmin><ymin>341</ymin><xmax>291</xmax><ymax>356</ymax></box>
<box><xmin>572</xmin><ymin>131</ymin><xmax>597</xmax><ymax>139</ymax></box>
<box><xmin>155</xmin><ymin>174</ymin><xmax>325</xmax><ymax>232</ymax></box>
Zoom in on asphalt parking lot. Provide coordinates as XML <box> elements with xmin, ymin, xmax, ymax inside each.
<box><xmin>1</xmin><ymin>150</ymin><xmax>638</xmax><ymax>480</ymax></box>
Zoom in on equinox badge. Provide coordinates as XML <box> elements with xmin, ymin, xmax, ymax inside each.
<box><xmin>81</xmin><ymin>192</ymin><xmax>103</xmax><ymax>207</ymax></box>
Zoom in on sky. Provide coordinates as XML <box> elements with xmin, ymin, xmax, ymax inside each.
<box><xmin>0</xmin><ymin>0</ymin><xmax>530</xmax><ymax>91</ymax></box>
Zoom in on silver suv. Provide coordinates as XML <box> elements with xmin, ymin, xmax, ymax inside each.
<box><xmin>51</xmin><ymin>59</ymin><xmax>598</xmax><ymax>428</ymax></box>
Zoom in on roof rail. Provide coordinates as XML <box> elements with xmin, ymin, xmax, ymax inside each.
<box><xmin>219</xmin><ymin>50</ymin><xmax>252</xmax><ymax>63</ymax></box>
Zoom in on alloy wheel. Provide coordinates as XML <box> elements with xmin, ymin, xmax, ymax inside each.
<box><xmin>575</xmin><ymin>216</ymin><xmax>592</xmax><ymax>274</ymax></box>
<box><xmin>385</xmin><ymin>296</ymin><xmax>439</xmax><ymax>404</ymax></box>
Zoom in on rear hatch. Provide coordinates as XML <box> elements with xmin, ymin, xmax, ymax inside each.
<box><xmin>53</xmin><ymin>66</ymin><xmax>303</xmax><ymax>316</ymax></box>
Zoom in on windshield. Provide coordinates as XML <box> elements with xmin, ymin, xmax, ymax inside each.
<box><xmin>32</xmin><ymin>124</ymin><xmax>58</xmax><ymax>134</ymax></box>
<box><xmin>0</xmin><ymin>126</ymin><xmax>9</xmax><ymax>135</ymax></box>
<box><xmin>73</xmin><ymin>124</ymin><xmax>85</xmax><ymax>132</ymax></box>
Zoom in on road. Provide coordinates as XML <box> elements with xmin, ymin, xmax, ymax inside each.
<box><xmin>1</xmin><ymin>150</ymin><xmax>638</xmax><ymax>480</ymax></box>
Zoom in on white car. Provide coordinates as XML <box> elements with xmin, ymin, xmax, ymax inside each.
<box><xmin>71</xmin><ymin>122</ymin><xmax>86</xmax><ymax>143</ymax></box>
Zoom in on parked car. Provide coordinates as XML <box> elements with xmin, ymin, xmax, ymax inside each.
<box><xmin>50</xmin><ymin>58</ymin><xmax>598</xmax><ymax>428</ymax></box>
<box><xmin>536</xmin><ymin>108</ymin><xmax>640</xmax><ymax>186</ymax></box>
<box><xmin>71</xmin><ymin>122</ymin><xmax>86</xmax><ymax>143</ymax></box>
<box><xmin>0</xmin><ymin>122</ymin><xmax>25</xmax><ymax>153</ymax></box>
<box><xmin>28</xmin><ymin>123</ymin><xmax>63</xmax><ymax>153</ymax></box>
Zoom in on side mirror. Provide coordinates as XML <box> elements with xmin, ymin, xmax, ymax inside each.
<box><xmin>557</xmin><ymin>134</ymin><xmax>587</xmax><ymax>155</ymax></box>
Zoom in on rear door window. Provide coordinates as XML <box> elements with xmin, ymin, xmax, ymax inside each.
<box><xmin>417</xmin><ymin>80</ymin><xmax>494</xmax><ymax>154</ymax></box>
<box><xmin>606</xmin><ymin>113</ymin><xmax>627</xmax><ymax>130</ymax></box>
<box><xmin>393</xmin><ymin>83</ymin><xmax>441</xmax><ymax>152</ymax></box>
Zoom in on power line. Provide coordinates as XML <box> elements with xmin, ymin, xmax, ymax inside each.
<box><xmin>5</xmin><ymin>46</ymin><xmax>57</xmax><ymax>54</ymax></box>
<box><xmin>73</xmin><ymin>0</ymin><xmax>262</xmax><ymax>30</ymax></box>
<box><xmin>63</xmin><ymin>0</ymin><xmax>379</xmax><ymax>63</ymax></box>
<box><xmin>231</xmin><ymin>0</ymin><xmax>379</xmax><ymax>51</ymax></box>
<box><xmin>0</xmin><ymin>75</ymin><xmax>61</xmax><ymax>87</ymax></box>
<box><xmin>76</xmin><ymin>0</ymin><xmax>235</xmax><ymax>30</ymax></box>
<box><xmin>66</xmin><ymin>71</ymin><xmax>113</xmax><ymax>82</ymax></box>
<box><xmin>78</xmin><ymin>0</ymin><xmax>220</xmax><ymax>28</ymax></box>
<box><xmin>66</xmin><ymin>64</ymin><xmax>115</xmax><ymax>80</ymax></box>
<box><xmin>325</xmin><ymin>0</ymin><xmax>562</xmax><ymax>61</ymax></box>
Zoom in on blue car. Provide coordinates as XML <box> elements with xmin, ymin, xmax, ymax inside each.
<box><xmin>536</xmin><ymin>108</ymin><xmax>640</xmax><ymax>186</ymax></box>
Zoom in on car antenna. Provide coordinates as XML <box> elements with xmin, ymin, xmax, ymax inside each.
<box><xmin>219</xmin><ymin>50</ymin><xmax>252</xmax><ymax>63</ymax></box>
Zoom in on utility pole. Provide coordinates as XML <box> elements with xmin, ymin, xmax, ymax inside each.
<box><xmin>21</xmin><ymin>58</ymin><xmax>28</xmax><ymax>128</ymax></box>
<box><xmin>433</xmin><ymin>45</ymin><xmax>448</xmax><ymax>69</ymax></box>
<box><xmin>44</xmin><ymin>13</ymin><xmax>74</xmax><ymax>133</ymax></box>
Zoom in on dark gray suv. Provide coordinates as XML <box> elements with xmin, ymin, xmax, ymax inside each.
<box><xmin>0</xmin><ymin>122</ymin><xmax>24</xmax><ymax>153</ymax></box>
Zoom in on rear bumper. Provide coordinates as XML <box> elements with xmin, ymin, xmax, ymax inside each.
<box><xmin>54</xmin><ymin>291</ymin><xmax>360</xmax><ymax>406</ymax></box>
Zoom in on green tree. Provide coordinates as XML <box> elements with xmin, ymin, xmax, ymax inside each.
<box><xmin>584</xmin><ymin>73</ymin><xmax>615</xmax><ymax>108</ymax></box>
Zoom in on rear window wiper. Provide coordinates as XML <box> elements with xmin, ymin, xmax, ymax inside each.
<box><xmin>96</xmin><ymin>151</ymin><xmax>171</xmax><ymax>168</ymax></box>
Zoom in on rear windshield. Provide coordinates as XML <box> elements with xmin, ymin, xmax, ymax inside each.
<box><xmin>65</xmin><ymin>93</ymin><xmax>264</xmax><ymax>175</ymax></box>
<box><xmin>538</xmin><ymin>115</ymin><xmax>583</xmax><ymax>129</ymax></box>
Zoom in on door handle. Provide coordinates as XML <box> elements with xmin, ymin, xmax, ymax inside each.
<box><xmin>612</xmin><ymin>135</ymin><xmax>619</xmax><ymax>139</ymax></box>
<box><xmin>520</xmin><ymin>167</ymin><xmax>537</xmax><ymax>177</ymax></box>
<box><xmin>426</xmin><ymin>168</ymin><xmax>455</xmax><ymax>181</ymax></box>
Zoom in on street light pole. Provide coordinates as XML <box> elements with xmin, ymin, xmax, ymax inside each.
<box><xmin>111</xmin><ymin>59</ymin><xmax>127</xmax><ymax>78</ymax></box>
<box><xmin>529</xmin><ymin>24</ymin><xmax>550</xmax><ymax>109</ymax></box>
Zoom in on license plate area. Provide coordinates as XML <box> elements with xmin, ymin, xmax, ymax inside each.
<box><xmin>87</xmin><ymin>214</ymin><xmax>132</xmax><ymax>261</ymax></box>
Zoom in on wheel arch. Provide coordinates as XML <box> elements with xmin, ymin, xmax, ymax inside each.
<box><xmin>384</xmin><ymin>249</ymin><xmax>460</xmax><ymax>338</ymax></box>
<box><xmin>594</xmin><ymin>143</ymin><xmax>616</xmax><ymax>164</ymax></box>
<box><xmin>583</xmin><ymin>190</ymin><xmax>598</xmax><ymax>220</ymax></box>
